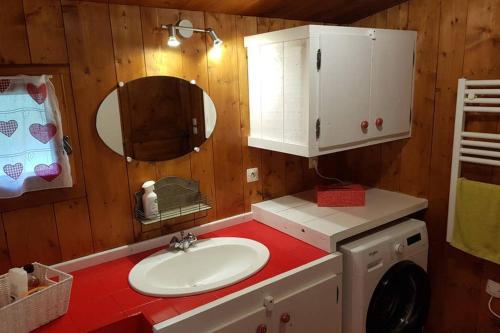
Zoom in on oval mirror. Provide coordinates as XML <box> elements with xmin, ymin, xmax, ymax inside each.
<box><xmin>96</xmin><ymin>76</ymin><xmax>216</xmax><ymax>161</ymax></box>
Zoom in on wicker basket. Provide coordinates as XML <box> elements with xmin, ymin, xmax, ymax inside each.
<box><xmin>0</xmin><ymin>263</ymin><xmax>73</xmax><ymax>333</ymax></box>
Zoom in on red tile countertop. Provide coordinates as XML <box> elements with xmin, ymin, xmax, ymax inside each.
<box><xmin>34</xmin><ymin>220</ymin><xmax>328</xmax><ymax>333</ymax></box>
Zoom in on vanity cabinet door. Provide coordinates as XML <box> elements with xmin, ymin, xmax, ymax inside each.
<box><xmin>213</xmin><ymin>308</ymin><xmax>271</xmax><ymax>333</ymax></box>
<box><xmin>271</xmin><ymin>274</ymin><xmax>341</xmax><ymax>333</ymax></box>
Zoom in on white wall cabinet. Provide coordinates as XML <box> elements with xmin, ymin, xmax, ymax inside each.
<box><xmin>154</xmin><ymin>255</ymin><xmax>342</xmax><ymax>333</ymax></box>
<box><xmin>244</xmin><ymin>25</ymin><xmax>416</xmax><ymax>157</ymax></box>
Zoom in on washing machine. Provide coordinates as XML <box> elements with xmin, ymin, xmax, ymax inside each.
<box><xmin>340</xmin><ymin>218</ymin><xmax>430</xmax><ymax>333</ymax></box>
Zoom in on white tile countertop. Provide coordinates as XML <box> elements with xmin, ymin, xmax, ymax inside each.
<box><xmin>252</xmin><ymin>188</ymin><xmax>428</xmax><ymax>252</ymax></box>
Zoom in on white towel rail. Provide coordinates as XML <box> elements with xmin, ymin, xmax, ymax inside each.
<box><xmin>446</xmin><ymin>78</ymin><xmax>500</xmax><ymax>242</ymax></box>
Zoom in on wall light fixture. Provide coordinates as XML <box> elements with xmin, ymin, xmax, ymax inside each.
<box><xmin>161</xmin><ymin>19</ymin><xmax>223</xmax><ymax>48</ymax></box>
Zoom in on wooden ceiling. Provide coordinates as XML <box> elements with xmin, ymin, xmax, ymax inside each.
<box><xmin>87</xmin><ymin>0</ymin><xmax>407</xmax><ymax>24</ymax></box>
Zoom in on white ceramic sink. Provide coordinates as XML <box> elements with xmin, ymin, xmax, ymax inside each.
<box><xmin>128</xmin><ymin>237</ymin><xmax>270</xmax><ymax>297</ymax></box>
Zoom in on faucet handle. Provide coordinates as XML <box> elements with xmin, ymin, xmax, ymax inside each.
<box><xmin>169</xmin><ymin>236</ymin><xmax>180</xmax><ymax>249</ymax></box>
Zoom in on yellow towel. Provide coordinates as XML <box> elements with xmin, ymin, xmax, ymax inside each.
<box><xmin>452</xmin><ymin>178</ymin><xmax>500</xmax><ymax>265</ymax></box>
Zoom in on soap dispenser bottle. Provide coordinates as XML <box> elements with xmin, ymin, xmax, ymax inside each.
<box><xmin>142</xmin><ymin>180</ymin><xmax>159</xmax><ymax>219</ymax></box>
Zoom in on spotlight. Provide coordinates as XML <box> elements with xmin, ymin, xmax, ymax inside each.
<box><xmin>166</xmin><ymin>25</ymin><xmax>180</xmax><ymax>47</ymax></box>
<box><xmin>206</xmin><ymin>28</ymin><xmax>223</xmax><ymax>47</ymax></box>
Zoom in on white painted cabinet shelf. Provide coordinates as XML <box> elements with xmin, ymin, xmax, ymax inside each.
<box><xmin>244</xmin><ymin>25</ymin><xmax>417</xmax><ymax>157</ymax></box>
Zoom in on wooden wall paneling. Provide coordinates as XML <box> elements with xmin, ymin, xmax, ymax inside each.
<box><xmin>54</xmin><ymin>199</ymin><xmax>94</xmax><ymax>261</ymax></box>
<box><xmin>62</xmin><ymin>0</ymin><xmax>134</xmax><ymax>251</ymax></box>
<box><xmin>427</xmin><ymin>0</ymin><xmax>468</xmax><ymax>247</ymax></box>
<box><xmin>386</xmin><ymin>2</ymin><xmax>409</xmax><ymax>30</ymax></box>
<box><xmin>442</xmin><ymin>247</ymin><xmax>484</xmax><ymax>333</ymax></box>
<box><xmin>0</xmin><ymin>215</ymin><xmax>11</xmax><ymax>273</ymax></box>
<box><xmin>236</xmin><ymin>15</ymin><xmax>263</xmax><ymax>211</ymax></box>
<box><xmin>261</xmin><ymin>153</ymin><xmax>286</xmax><ymax>200</ymax></box>
<box><xmin>0</xmin><ymin>0</ymin><xmax>31</xmax><ymax>64</ymax></box>
<box><xmin>235</xmin><ymin>16</ymin><xmax>265</xmax><ymax>208</ymax></box>
<box><xmin>256</xmin><ymin>18</ymin><xmax>288</xmax><ymax>200</ymax></box>
<box><xmin>462</xmin><ymin>0</ymin><xmax>500</xmax><ymax>184</ymax></box>
<box><xmin>109</xmin><ymin>4</ymin><xmax>156</xmax><ymax>241</ymax></box>
<box><xmin>110</xmin><ymin>4</ymin><xmax>146</xmax><ymax>82</ymax></box>
<box><xmin>177</xmin><ymin>10</ymin><xmax>217</xmax><ymax>225</ymax></box>
<box><xmin>398</xmin><ymin>0</ymin><xmax>441</xmax><ymax>197</ymax></box>
<box><xmin>205</xmin><ymin>13</ymin><xmax>245</xmax><ymax>218</ymax></box>
<box><xmin>416</xmin><ymin>0</ymin><xmax>468</xmax><ymax>331</ymax></box>
<box><xmin>23</xmin><ymin>0</ymin><xmax>68</xmax><ymax>64</ymax></box>
<box><xmin>3</xmin><ymin>205</ymin><xmax>61</xmax><ymax>266</ymax></box>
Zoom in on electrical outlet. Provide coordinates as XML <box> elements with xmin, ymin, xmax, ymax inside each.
<box><xmin>486</xmin><ymin>279</ymin><xmax>500</xmax><ymax>298</ymax></box>
<box><xmin>247</xmin><ymin>168</ymin><xmax>259</xmax><ymax>183</ymax></box>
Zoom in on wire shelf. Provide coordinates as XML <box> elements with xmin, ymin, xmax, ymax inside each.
<box><xmin>134</xmin><ymin>177</ymin><xmax>212</xmax><ymax>225</ymax></box>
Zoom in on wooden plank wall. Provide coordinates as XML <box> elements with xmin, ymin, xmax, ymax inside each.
<box><xmin>0</xmin><ymin>1</ymin><xmax>314</xmax><ymax>270</ymax></box>
<box><xmin>334</xmin><ymin>1</ymin><xmax>500</xmax><ymax>332</ymax></box>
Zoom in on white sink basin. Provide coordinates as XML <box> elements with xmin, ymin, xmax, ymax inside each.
<box><xmin>128</xmin><ymin>237</ymin><xmax>270</xmax><ymax>297</ymax></box>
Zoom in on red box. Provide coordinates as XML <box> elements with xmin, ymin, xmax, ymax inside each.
<box><xmin>316</xmin><ymin>184</ymin><xmax>365</xmax><ymax>207</ymax></box>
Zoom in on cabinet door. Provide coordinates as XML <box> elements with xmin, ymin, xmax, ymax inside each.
<box><xmin>214</xmin><ymin>308</ymin><xmax>271</xmax><ymax>333</ymax></box>
<box><xmin>370</xmin><ymin>30</ymin><xmax>416</xmax><ymax>138</ymax></box>
<box><xmin>318</xmin><ymin>33</ymin><xmax>372</xmax><ymax>149</ymax></box>
<box><xmin>283</xmin><ymin>39</ymin><xmax>309</xmax><ymax>146</ymax></box>
<box><xmin>271</xmin><ymin>275</ymin><xmax>341</xmax><ymax>333</ymax></box>
<box><xmin>260</xmin><ymin>42</ymin><xmax>285</xmax><ymax>142</ymax></box>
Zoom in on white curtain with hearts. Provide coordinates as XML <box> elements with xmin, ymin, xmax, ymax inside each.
<box><xmin>0</xmin><ymin>75</ymin><xmax>72</xmax><ymax>198</ymax></box>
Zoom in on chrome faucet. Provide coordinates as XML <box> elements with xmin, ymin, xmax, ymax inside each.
<box><xmin>169</xmin><ymin>231</ymin><xmax>197</xmax><ymax>251</ymax></box>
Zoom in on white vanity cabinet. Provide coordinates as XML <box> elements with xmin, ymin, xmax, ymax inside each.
<box><xmin>244</xmin><ymin>25</ymin><xmax>416</xmax><ymax>157</ymax></box>
<box><xmin>153</xmin><ymin>254</ymin><xmax>342</xmax><ymax>333</ymax></box>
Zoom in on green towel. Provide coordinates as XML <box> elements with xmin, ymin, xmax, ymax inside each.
<box><xmin>452</xmin><ymin>178</ymin><xmax>500</xmax><ymax>265</ymax></box>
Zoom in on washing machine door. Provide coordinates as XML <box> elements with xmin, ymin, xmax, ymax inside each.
<box><xmin>366</xmin><ymin>260</ymin><xmax>430</xmax><ymax>333</ymax></box>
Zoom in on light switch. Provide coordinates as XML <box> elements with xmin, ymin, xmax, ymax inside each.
<box><xmin>247</xmin><ymin>168</ymin><xmax>259</xmax><ymax>183</ymax></box>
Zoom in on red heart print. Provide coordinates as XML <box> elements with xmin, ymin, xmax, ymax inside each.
<box><xmin>27</xmin><ymin>83</ymin><xmax>48</xmax><ymax>104</ymax></box>
<box><xmin>34</xmin><ymin>163</ymin><xmax>62</xmax><ymax>182</ymax></box>
<box><xmin>3</xmin><ymin>163</ymin><xmax>23</xmax><ymax>180</ymax></box>
<box><xmin>0</xmin><ymin>79</ymin><xmax>10</xmax><ymax>93</ymax></box>
<box><xmin>29</xmin><ymin>123</ymin><xmax>57</xmax><ymax>144</ymax></box>
<box><xmin>0</xmin><ymin>120</ymin><xmax>18</xmax><ymax>137</ymax></box>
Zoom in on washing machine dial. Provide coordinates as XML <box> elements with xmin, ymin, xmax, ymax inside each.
<box><xmin>394</xmin><ymin>243</ymin><xmax>405</xmax><ymax>255</ymax></box>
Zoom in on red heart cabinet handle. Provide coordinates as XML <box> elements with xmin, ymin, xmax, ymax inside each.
<box><xmin>361</xmin><ymin>120</ymin><xmax>369</xmax><ymax>130</ymax></box>
<box><xmin>281</xmin><ymin>313</ymin><xmax>291</xmax><ymax>323</ymax></box>
<box><xmin>375</xmin><ymin>118</ymin><xmax>384</xmax><ymax>127</ymax></box>
<box><xmin>256</xmin><ymin>324</ymin><xmax>267</xmax><ymax>333</ymax></box>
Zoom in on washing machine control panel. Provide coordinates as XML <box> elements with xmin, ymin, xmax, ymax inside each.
<box><xmin>394</xmin><ymin>243</ymin><xmax>405</xmax><ymax>254</ymax></box>
<box><xmin>406</xmin><ymin>232</ymin><xmax>422</xmax><ymax>245</ymax></box>
<box><xmin>393</xmin><ymin>231</ymin><xmax>424</xmax><ymax>256</ymax></box>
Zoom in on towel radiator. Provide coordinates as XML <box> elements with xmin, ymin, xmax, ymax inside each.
<box><xmin>446</xmin><ymin>78</ymin><xmax>500</xmax><ymax>242</ymax></box>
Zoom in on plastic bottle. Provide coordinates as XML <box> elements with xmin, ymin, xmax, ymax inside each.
<box><xmin>8</xmin><ymin>268</ymin><xmax>28</xmax><ymax>302</ymax></box>
<box><xmin>142</xmin><ymin>180</ymin><xmax>159</xmax><ymax>219</ymax></box>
